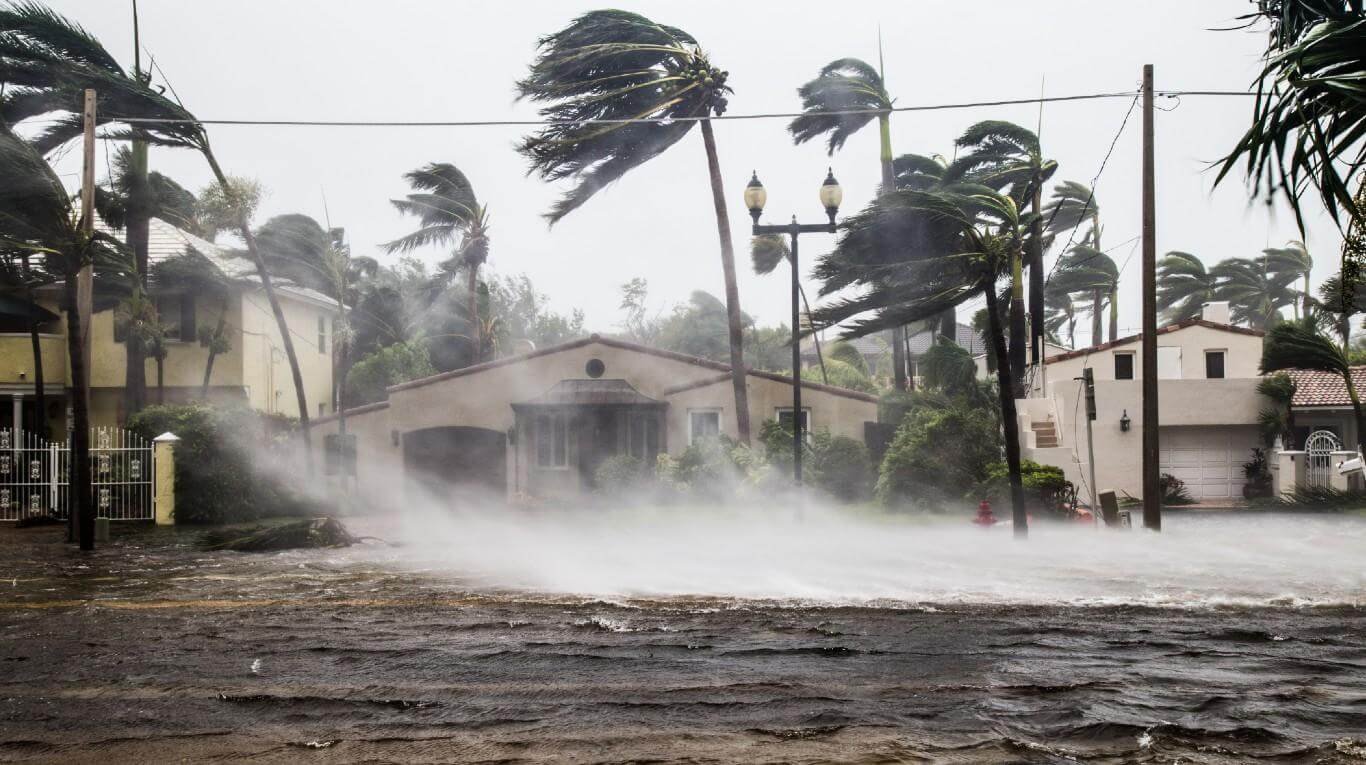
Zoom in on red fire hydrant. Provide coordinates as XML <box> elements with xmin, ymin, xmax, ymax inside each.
<box><xmin>973</xmin><ymin>499</ymin><xmax>998</xmax><ymax>527</ymax></box>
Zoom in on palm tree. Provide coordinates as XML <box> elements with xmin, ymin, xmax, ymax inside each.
<box><xmin>0</xmin><ymin>125</ymin><xmax>127</xmax><ymax>549</ymax></box>
<box><xmin>751</xmin><ymin>233</ymin><xmax>826</xmax><ymax>383</ymax></box>
<box><xmin>383</xmin><ymin>163</ymin><xmax>489</xmax><ymax>361</ymax></box>
<box><xmin>945</xmin><ymin>121</ymin><xmax>1058</xmax><ymax>391</ymax></box>
<box><xmin>515</xmin><ymin>10</ymin><xmax>752</xmax><ymax>442</ymax></box>
<box><xmin>1043</xmin><ymin>287</ymin><xmax>1078</xmax><ymax>347</ymax></box>
<box><xmin>1211</xmin><ymin>256</ymin><xmax>1299</xmax><ymax>330</ymax></box>
<box><xmin>789</xmin><ymin>56</ymin><xmax>910</xmax><ymax>390</ymax></box>
<box><xmin>1217</xmin><ymin>1</ymin><xmax>1366</xmax><ymax>229</ymax></box>
<box><xmin>1315</xmin><ymin>269</ymin><xmax>1366</xmax><ymax>349</ymax></box>
<box><xmin>1263</xmin><ymin>241</ymin><xmax>1313</xmax><ymax>319</ymax></box>
<box><xmin>1042</xmin><ymin>181</ymin><xmax>1104</xmax><ymax>338</ymax></box>
<box><xmin>810</xmin><ymin>186</ymin><xmax>1031</xmax><ymax>536</ymax></box>
<box><xmin>1156</xmin><ymin>251</ymin><xmax>1217</xmax><ymax>323</ymax></box>
<box><xmin>1051</xmin><ymin>244</ymin><xmax>1119</xmax><ymax>344</ymax></box>
<box><xmin>1262</xmin><ymin>320</ymin><xmax>1366</xmax><ymax>456</ymax></box>
<box><xmin>149</xmin><ymin>248</ymin><xmax>232</xmax><ymax>397</ymax></box>
<box><xmin>0</xmin><ymin>247</ymin><xmax>55</xmax><ymax>430</ymax></box>
<box><xmin>2</xmin><ymin>2</ymin><xmax>315</xmax><ymax>449</ymax></box>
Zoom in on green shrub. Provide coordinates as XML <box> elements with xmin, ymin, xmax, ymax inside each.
<box><xmin>977</xmin><ymin>460</ymin><xmax>1074</xmax><ymax>516</ymax></box>
<box><xmin>827</xmin><ymin>341</ymin><xmax>869</xmax><ymax>376</ymax></box>
<box><xmin>1160</xmin><ymin>472</ymin><xmax>1197</xmax><ymax>505</ymax></box>
<box><xmin>878</xmin><ymin>389</ymin><xmax>917</xmax><ymax>426</ymax></box>
<box><xmin>876</xmin><ymin>402</ymin><xmax>1002</xmax><ymax>510</ymax></box>
<box><xmin>800</xmin><ymin>357</ymin><xmax>875</xmax><ymax>393</ymax></box>
<box><xmin>127</xmin><ymin>403</ymin><xmax>322</xmax><ymax>525</ymax></box>
<box><xmin>809</xmin><ymin>432</ymin><xmax>872</xmax><ymax>502</ymax></box>
<box><xmin>594</xmin><ymin>454</ymin><xmax>651</xmax><ymax>494</ymax></box>
<box><xmin>344</xmin><ymin>341</ymin><xmax>436</xmax><ymax>406</ymax></box>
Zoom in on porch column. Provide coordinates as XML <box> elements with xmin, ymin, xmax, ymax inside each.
<box><xmin>11</xmin><ymin>394</ymin><xmax>21</xmax><ymax>437</ymax></box>
<box><xmin>153</xmin><ymin>432</ymin><xmax>179</xmax><ymax>525</ymax></box>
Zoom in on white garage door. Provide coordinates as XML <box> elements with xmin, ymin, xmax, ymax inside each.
<box><xmin>1159</xmin><ymin>426</ymin><xmax>1259</xmax><ymax>500</ymax></box>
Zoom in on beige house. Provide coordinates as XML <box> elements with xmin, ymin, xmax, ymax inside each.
<box><xmin>1015</xmin><ymin>302</ymin><xmax>1269</xmax><ymax>501</ymax></box>
<box><xmin>314</xmin><ymin>335</ymin><xmax>878</xmax><ymax>503</ymax></box>
<box><xmin>0</xmin><ymin>217</ymin><xmax>338</xmax><ymax>436</ymax></box>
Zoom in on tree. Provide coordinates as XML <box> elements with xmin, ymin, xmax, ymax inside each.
<box><xmin>751</xmin><ymin>233</ymin><xmax>826</xmax><ymax>382</ymax></box>
<box><xmin>789</xmin><ymin>56</ymin><xmax>909</xmax><ymax>391</ymax></box>
<box><xmin>811</xmin><ymin>186</ymin><xmax>1031</xmax><ymax>535</ymax></box>
<box><xmin>383</xmin><ymin>163</ymin><xmax>490</xmax><ymax>359</ymax></box>
<box><xmin>344</xmin><ymin>341</ymin><xmax>435</xmax><ymax>406</ymax></box>
<box><xmin>487</xmin><ymin>273</ymin><xmax>585</xmax><ymax>351</ymax></box>
<box><xmin>1</xmin><ymin>3</ymin><xmax>316</xmax><ymax>449</ymax></box>
<box><xmin>1217</xmin><ymin>1</ymin><xmax>1366</xmax><ymax>230</ymax></box>
<box><xmin>1261</xmin><ymin>320</ymin><xmax>1366</xmax><ymax>456</ymax></box>
<box><xmin>1316</xmin><ymin>269</ymin><xmax>1366</xmax><ymax>348</ymax></box>
<box><xmin>1211</xmin><ymin>255</ymin><xmax>1299</xmax><ymax>329</ymax></box>
<box><xmin>1263</xmin><ymin>241</ymin><xmax>1313</xmax><ymax>318</ymax></box>
<box><xmin>1043</xmin><ymin>286</ymin><xmax>1078</xmax><ymax>346</ymax></box>
<box><xmin>515</xmin><ymin>10</ymin><xmax>752</xmax><ymax>442</ymax></box>
<box><xmin>1043</xmin><ymin>181</ymin><xmax>1104</xmax><ymax>340</ymax></box>
<box><xmin>150</xmin><ymin>248</ymin><xmax>232</xmax><ymax>397</ymax></box>
<box><xmin>0</xmin><ymin>126</ymin><xmax>127</xmax><ymax>549</ymax></box>
<box><xmin>1156</xmin><ymin>251</ymin><xmax>1217</xmax><ymax>322</ymax></box>
<box><xmin>618</xmin><ymin>277</ymin><xmax>661</xmax><ymax>346</ymax></box>
<box><xmin>945</xmin><ymin>121</ymin><xmax>1057</xmax><ymax>393</ymax></box>
<box><xmin>0</xmin><ymin>245</ymin><xmax>55</xmax><ymax>431</ymax></box>
<box><xmin>1051</xmin><ymin>244</ymin><xmax>1119</xmax><ymax>342</ymax></box>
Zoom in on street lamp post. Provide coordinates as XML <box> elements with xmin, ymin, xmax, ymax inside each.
<box><xmin>744</xmin><ymin>168</ymin><xmax>842</xmax><ymax>486</ymax></box>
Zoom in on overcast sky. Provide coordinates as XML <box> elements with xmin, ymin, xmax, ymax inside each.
<box><xmin>44</xmin><ymin>0</ymin><xmax>1345</xmax><ymax>346</ymax></box>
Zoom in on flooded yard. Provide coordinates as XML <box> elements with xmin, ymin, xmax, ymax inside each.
<box><xmin>1</xmin><ymin>512</ymin><xmax>1364</xmax><ymax>763</ymax></box>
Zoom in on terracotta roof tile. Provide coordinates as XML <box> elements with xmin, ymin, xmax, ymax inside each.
<box><xmin>1283</xmin><ymin>367</ymin><xmax>1366</xmax><ymax>408</ymax></box>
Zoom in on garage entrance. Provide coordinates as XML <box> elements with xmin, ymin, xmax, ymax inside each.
<box><xmin>1159</xmin><ymin>426</ymin><xmax>1260</xmax><ymax>500</ymax></box>
<box><xmin>402</xmin><ymin>427</ymin><xmax>506</xmax><ymax>501</ymax></box>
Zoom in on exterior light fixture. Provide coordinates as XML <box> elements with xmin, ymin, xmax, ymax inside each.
<box><xmin>819</xmin><ymin>167</ymin><xmax>842</xmax><ymax>225</ymax></box>
<box><xmin>1120</xmin><ymin>410</ymin><xmax>1131</xmax><ymax>432</ymax></box>
<box><xmin>744</xmin><ymin>171</ymin><xmax>767</xmax><ymax>224</ymax></box>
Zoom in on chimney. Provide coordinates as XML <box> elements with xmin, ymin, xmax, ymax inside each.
<box><xmin>1201</xmin><ymin>301</ymin><xmax>1230</xmax><ymax>325</ymax></box>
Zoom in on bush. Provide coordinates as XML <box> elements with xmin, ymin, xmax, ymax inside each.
<box><xmin>344</xmin><ymin>341</ymin><xmax>436</xmax><ymax>406</ymax></box>
<box><xmin>878</xmin><ymin>389</ymin><xmax>917</xmax><ymax>426</ymax></box>
<box><xmin>594</xmin><ymin>454</ymin><xmax>652</xmax><ymax>494</ymax></box>
<box><xmin>809</xmin><ymin>432</ymin><xmax>872</xmax><ymax>502</ymax></box>
<box><xmin>127</xmin><ymin>403</ymin><xmax>322</xmax><ymax>525</ymax></box>
<box><xmin>876</xmin><ymin>402</ymin><xmax>1002</xmax><ymax>510</ymax></box>
<box><xmin>800</xmin><ymin>358</ymin><xmax>876</xmax><ymax>393</ymax></box>
<box><xmin>1159</xmin><ymin>473</ymin><xmax>1197</xmax><ymax>506</ymax></box>
<box><xmin>978</xmin><ymin>460</ymin><xmax>1074</xmax><ymax>517</ymax></box>
<box><xmin>655</xmin><ymin>436</ymin><xmax>750</xmax><ymax>498</ymax></box>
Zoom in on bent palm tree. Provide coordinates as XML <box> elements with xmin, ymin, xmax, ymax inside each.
<box><xmin>1043</xmin><ymin>180</ymin><xmax>1104</xmax><ymax>337</ymax></box>
<box><xmin>1156</xmin><ymin>251</ymin><xmax>1217</xmax><ymax>323</ymax></box>
<box><xmin>1212</xmin><ymin>256</ymin><xmax>1299</xmax><ymax>330</ymax></box>
<box><xmin>1052</xmin><ymin>244</ymin><xmax>1119</xmax><ymax>343</ymax></box>
<box><xmin>1263</xmin><ymin>241</ymin><xmax>1313</xmax><ymax>318</ymax></box>
<box><xmin>383</xmin><ymin>163</ymin><xmax>489</xmax><ymax>361</ymax></box>
<box><xmin>1262</xmin><ymin>321</ymin><xmax>1366</xmax><ymax>456</ymax></box>
<box><xmin>515</xmin><ymin>10</ymin><xmax>751</xmax><ymax>442</ymax></box>
<box><xmin>1315</xmin><ymin>269</ymin><xmax>1366</xmax><ymax>348</ymax></box>
<box><xmin>751</xmin><ymin>233</ymin><xmax>826</xmax><ymax>383</ymax></box>
<box><xmin>789</xmin><ymin>56</ymin><xmax>911</xmax><ymax>390</ymax></box>
<box><xmin>810</xmin><ymin>186</ymin><xmax>1031</xmax><ymax>536</ymax></box>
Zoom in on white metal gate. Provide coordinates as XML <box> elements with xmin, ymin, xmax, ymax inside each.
<box><xmin>1304</xmin><ymin>429</ymin><xmax>1342</xmax><ymax>489</ymax></box>
<box><xmin>0</xmin><ymin>427</ymin><xmax>155</xmax><ymax>522</ymax></box>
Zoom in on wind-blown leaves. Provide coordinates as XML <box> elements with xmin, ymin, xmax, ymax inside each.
<box><xmin>1156</xmin><ymin>251</ymin><xmax>1217</xmax><ymax>322</ymax></box>
<box><xmin>788</xmin><ymin>58</ymin><xmax>890</xmax><ymax>155</ymax></box>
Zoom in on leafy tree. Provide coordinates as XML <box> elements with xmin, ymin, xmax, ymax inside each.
<box><xmin>516</xmin><ymin>10</ymin><xmax>752</xmax><ymax>442</ymax></box>
<box><xmin>789</xmin><ymin>56</ymin><xmax>909</xmax><ymax>390</ymax></box>
<box><xmin>344</xmin><ymin>341</ymin><xmax>436</xmax><ymax>406</ymax></box>
<box><xmin>656</xmin><ymin>290</ymin><xmax>751</xmax><ymax>362</ymax></box>
<box><xmin>487</xmin><ymin>273</ymin><xmax>585</xmax><ymax>351</ymax></box>
<box><xmin>194</xmin><ymin>177</ymin><xmax>261</xmax><ymax>242</ymax></box>
<box><xmin>876</xmin><ymin>401</ymin><xmax>1003</xmax><ymax>510</ymax></box>
<box><xmin>827</xmin><ymin>340</ymin><xmax>869</xmax><ymax>376</ymax></box>
<box><xmin>918</xmin><ymin>341</ymin><xmax>977</xmax><ymax>398</ymax></box>
<box><xmin>618</xmin><ymin>277</ymin><xmax>661</xmax><ymax>346</ymax></box>
<box><xmin>1157</xmin><ymin>251</ymin><xmax>1217</xmax><ymax>322</ymax></box>
<box><xmin>1261</xmin><ymin>320</ymin><xmax>1366</xmax><ymax>455</ymax></box>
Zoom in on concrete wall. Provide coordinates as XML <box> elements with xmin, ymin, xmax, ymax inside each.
<box><xmin>1042</xmin><ymin>324</ymin><xmax>1263</xmax><ymax>386</ymax></box>
<box><xmin>663</xmin><ymin>374</ymin><xmax>875</xmax><ymax>447</ymax></box>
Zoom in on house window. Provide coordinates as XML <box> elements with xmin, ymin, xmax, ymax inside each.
<box><xmin>776</xmin><ymin>408</ymin><xmax>812</xmax><ymax>438</ymax></box>
<box><xmin>318</xmin><ymin>315</ymin><xmax>327</xmax><ymax>355</ymax></box>
<box><xmin>628</xmin><ymin>413</ymin><xmax>659</xmax><ymax>460</ymax></box>
<box><xmin>1114</xmin><ymin>352</ymin><xmax>1135</xmax><ymax>380</ymax></box>
<box><xmin>156</xmin><ymin>294</ymin><xmax>196</xmax><ymax>341</ymax></box>
<box><xmin>688</xmin><ymin>409</ymin><xmax>721</xmax><ymax>444</ymax></box>
<box><xmin>1205</xmin><ymin>350</ymin><xmax>1226</xmax><ymax>379</ymax></box>
<box><xmin>536</xmin><ymin>413</ymin><xmax>568</xmax><ymax>468</ymax></box>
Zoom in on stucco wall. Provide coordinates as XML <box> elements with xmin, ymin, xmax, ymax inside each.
<box><xmin>238</xmin><ymin>288</ymin><xmax>336</xmax><ymax>419</ymax></box>
<box><xmin>0</xmin><ymin>333</ymin><xmax>65</xmax><ymax>388</ymax></box>
<box><xmin>1043</xmin><ymin>324</ymin><xmax>1263</xmax><ymax>385</ymax></box>
<box><xmin>664</xmin><ymin>374</ymin><xmax>875</xmax><ymax>448</ymax></box>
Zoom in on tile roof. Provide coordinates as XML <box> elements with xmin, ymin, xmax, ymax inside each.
<box><xmin>906</xmin><ymin>322</ymin><xmax>986</xmax><ymax>356</ymax></box>
<box><xmin>1282</xmin><ymin>367</ymin><xmax>1366</xmax><ymax>408</ymax></box>
<box><xmin>1043</xmin><ymin>319</ymin><xmax>1264</xmax><ymax>364</ymax></box>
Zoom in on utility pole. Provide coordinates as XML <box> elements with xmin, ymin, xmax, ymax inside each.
<box><xmin>74</xmin><ymin>89</ymin><xmax>97</xmax><ymax>549</ymax></box>
<box><xmin>1081</xmin><ymin>368</ymin><xmax>1100</xmax><ymax>524</ymax></box>
<box><xmin>1140</xmin><ymin>64</ymin><xmax>1161</xmax><ymax>532</ymax></box>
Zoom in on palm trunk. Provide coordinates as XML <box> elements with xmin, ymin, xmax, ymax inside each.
<box><xmin>63</xmin><ymin>273</ymin><xmax>93</xmax><ymax>550</ymax></box>
<box><xmin>1028</xmin><ymin>184</ymin><xmax>1045</xmax><ymax>365</ymax></box>
<box><xmin>1345</xmin><ymin>371</ymin><xmax>1366</xmax><ymax>457</ymax></box>
<box><xmin>1091</xmin><ymin>289</ymin><xmax>1104</xmax><ymax>345</ymax></box>
<box><xmin>1108</xmin><ymin>287</ymin><xmax>1119</xmax><ymax>341</ymax></box>
<box><xmin>985</xmin><ymin>283</ymin><xmax>1027</xmax><ymax>538</ymax></box>
<box><xmin>123</xmin><ymin>140</ymin><xmax>150</xmax><ymax>419</ymax></box>
<box><xmin>466</xmin><ymin>265</ymin><xmax>481</xmax><ymax>362</ymax></box>
<box><xmin>797</xmin><ymin>284</ymin><xmax>827</xmax><ymax>384</ymax></box>
<box><xmin>699</xmin><ymin>118</ymin><xmax>751</xmax><ymax>444</ymax></box>
<box><xmin>201</xmin><ymin>148</ymin><xmax>312</xmax><ymax>456</ymax></box>
<box><xmin>878</xmin><ymin>114</ymin><xmax>908</xmax><ymax>392</ymax></box>
<box><xmin>23</xmin><ymin>257</ymin><xmax>46</xmax><ymax>437</ymax></box>
<box><xmin>1008</xmin><ymin>248</ymin><xmax>1027</xmax><ymax>396</ymax></box>
<box><xmin>201</xmin><ymin>296</ymin><xmax>229</xmax><ymax>398</ymax></box>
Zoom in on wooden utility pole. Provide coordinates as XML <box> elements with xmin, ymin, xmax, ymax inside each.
<box><xmin>73</xmin><ymin>88</ymin><xmax>97</xmax><ymax>550</ymax></box>
<box><xmin>1140</xmin><ymin>65</ymin><xmax>1161</xmax><ymax>532</ymax></box>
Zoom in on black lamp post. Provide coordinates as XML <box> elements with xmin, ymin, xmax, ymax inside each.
<box><xmin>744</xmin><ymin>168</ymin><xmax>843</xmax><ymax>486</ymax></box>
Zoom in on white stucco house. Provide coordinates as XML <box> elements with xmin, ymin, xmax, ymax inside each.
<box><xmin>1014</xmin><ymin>302</ymin><xmax>1270</xmax><ymax>502</ymax></box>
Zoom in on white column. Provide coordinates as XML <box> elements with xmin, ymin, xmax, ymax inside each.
<box><xmin>11</xmin><ymin>394</ymin><xmax>22</xmax><ymax>437</ymax></box>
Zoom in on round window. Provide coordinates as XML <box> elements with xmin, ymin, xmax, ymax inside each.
<box><xmin>585</xmin><ymin>358</ymin><xmax>606</xmax><ymax>378</ymax></box>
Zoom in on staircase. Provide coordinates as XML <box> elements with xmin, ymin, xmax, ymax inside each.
<box><xmin>1031</xmin><ymin>419</ymin><xmax>1059</xmax><ymax>449</ymax></box>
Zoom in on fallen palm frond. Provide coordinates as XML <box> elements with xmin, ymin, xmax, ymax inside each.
<box><xmin>197</xmin><ymin>517</ymin><xmax>361</xmax><ymax>552</ymax></box>
<box><xmin>1250</xmin><ymin>485</ymin><xmax>1366</xmax><ymax>512</ymax></box>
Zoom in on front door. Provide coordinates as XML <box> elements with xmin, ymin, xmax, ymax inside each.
<box><xmin>577</xmin><ymin>409</ymin><xmax>620</xmax><ymax>489</ymax></box>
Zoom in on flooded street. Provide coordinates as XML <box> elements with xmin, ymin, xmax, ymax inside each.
<box><xmin>2</xmin><ymin>513</ymin><xmax>1365</xmax><ymax>763</ymax></box>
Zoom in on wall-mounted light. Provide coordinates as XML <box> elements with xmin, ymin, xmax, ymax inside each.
<box><xmin>1120</xmin><ymin>410</ymin><xmax>1131</xmax><ymax>432</ymax></box>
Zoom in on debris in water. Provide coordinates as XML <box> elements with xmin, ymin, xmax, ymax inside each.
<box><xmin>198</xmin><ymin>517</ymin><xmax>362</xmax><ymax>552</ymax></box>
<box><xmin>250</xmin><ymin>658</ymin><xmax>262</xmax><ymax>674</ymax></box>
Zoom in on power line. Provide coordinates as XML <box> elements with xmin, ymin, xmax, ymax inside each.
<box><xmin>104</xmin><ymin>89</ymin><xmax>1246</xmax><ymax>128</ymax></box>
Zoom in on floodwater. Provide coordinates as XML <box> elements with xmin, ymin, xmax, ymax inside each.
<box><xmin>1</xmin><ymin>511</ymin><xmax>1364</xmax><ymax>763</ymax></box>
